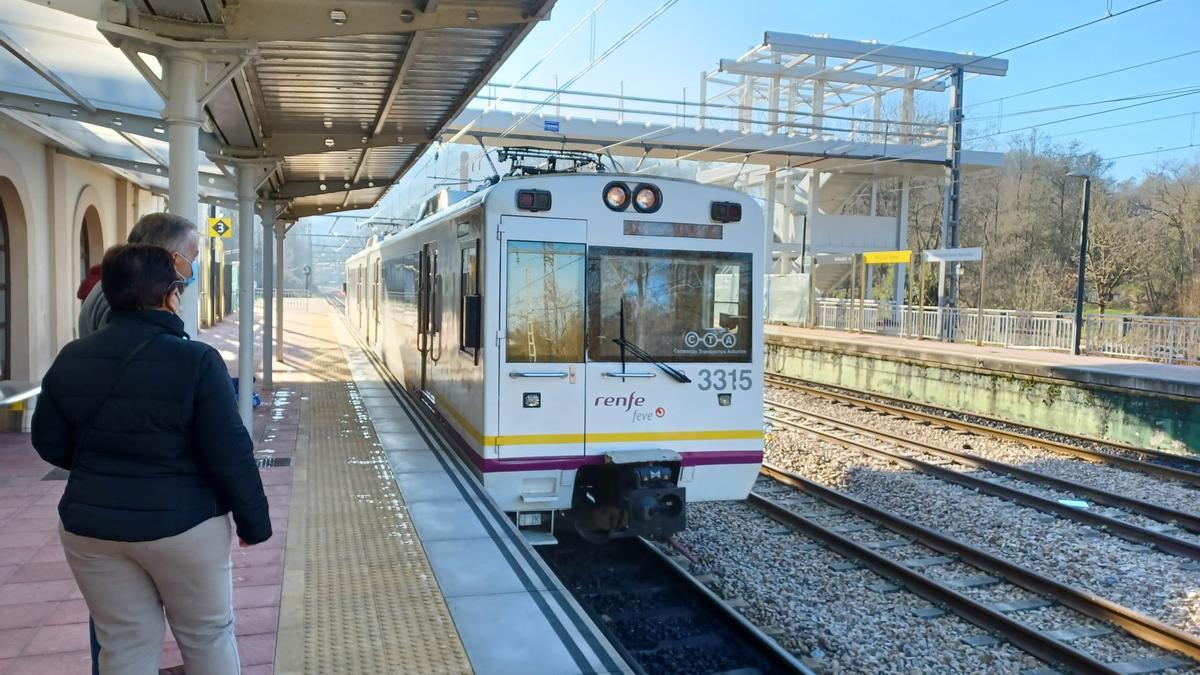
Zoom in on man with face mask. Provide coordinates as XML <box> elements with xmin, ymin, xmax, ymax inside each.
<box><xmin>79</xmin><ymin>212</ymin><xmax>200</xmax><ymax>338</ymax></box>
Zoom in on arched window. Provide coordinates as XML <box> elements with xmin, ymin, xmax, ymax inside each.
<box><xmin>79</xmin><ymin>219</ymin><xmax>90</xmax><ymax>284</ymax></box>
<box><xmin>0</xmin><ymin>201</ymin><xmax>9</xmax><ymax>379</ymax></box>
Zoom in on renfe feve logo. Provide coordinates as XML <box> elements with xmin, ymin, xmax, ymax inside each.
<box><xmin>593</xmin><ymin>392</ymin><xmax>665</xmax><ymax>422</ymax></box>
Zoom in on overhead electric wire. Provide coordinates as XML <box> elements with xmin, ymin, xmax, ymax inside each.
<box><xmin>950</xmin><ymin>0</ymin><xmax>1164</xmax><ymax>73</ymax></box>
<box><xmin>967</xmin><ymin>46</ymin><xmax>1200</xmax><ymax>109</ymax></box>
<box><xmin>496</xmin><ymin>0</ymin><xmax>681</xmax><ymax>140</ymax></box>
<box><xmin>967</xmin><ymin>84</ymin><xmax>1200</xmax><ymax>121</ymax></box>
<box><xmin>794</xmin><ymin>0</ymin><xmax>1012</xmax><ymax>83</ymax></box>
<box><xmin>445</xmin><ymin>0</ymin><xmax>610</xmax><ymax>145</ymax></box>
<box><xmin>642</xmin><ymin>0</ymin><xmax>1166</xmax><ymax>176</ymax></box>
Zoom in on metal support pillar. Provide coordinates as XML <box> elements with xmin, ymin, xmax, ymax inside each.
<box><xmin>163</xmin><ymin>51</ymin><xmax>204</xmax><ymax>337</ymax></box>
<box><xmin>275</xmin><ymin>220</ymin><xmax>288</xmax><ymax>361</ymax></box>
<box><xmin>894</xmin><ymin>178</ymin><xmax>910</xmax><ymax>305</ymax></box>
<box><xmin>944</xmin><ymin>67</ymin><xmax>965</xmax><ymax>311</ymax></box>
<box><xmin>1072</xmin><ymin>176</ymin><xmax>1091</xmax><ymax>355</ymax></box>
<box><xmin>234</xmin><ymin>165</ymin><xmax>257</xmax><ymax>430</ymax></box>
<box><xmin>261</xmin><ymin>202</ymin><xmax>278</xmax><ymax>388</ymax></box>
<box><xmin>763</xmin><ymin>166</ymin><xmax>777</xmax><ymax>275</ymax></box>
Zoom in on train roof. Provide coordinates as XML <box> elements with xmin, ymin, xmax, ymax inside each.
<box><xmin>346</xmin><ymin>171</ymin><xmax>751</xmax><ymax>263</ymax></box>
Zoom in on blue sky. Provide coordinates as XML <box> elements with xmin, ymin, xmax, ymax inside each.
<box><xmin>480</xmin><ymin>0</ymin><xmax>1200</xmax><ymax>180</ymax></box>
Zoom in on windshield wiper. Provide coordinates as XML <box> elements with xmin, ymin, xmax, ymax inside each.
<box><xmin>613</xmin><ymin>299</ymin><xmax>691</xmax><ymax>383</ymax></box>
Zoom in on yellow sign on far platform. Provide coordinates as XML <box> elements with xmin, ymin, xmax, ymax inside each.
<box><xmin>208</xmin><ymin>217</ymin><xmax>233</xmax><ymax>238</ymax></box>
<box><xmin>863</xmin><ymin>249</ymin><xmax>912</xmax><ymax>265</ymax></box>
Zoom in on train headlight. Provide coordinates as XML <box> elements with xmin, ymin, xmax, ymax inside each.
<box><xmin>710</xmin><ymin>201</ymin><xmax>742</xmax><ymax>223</ymax></box>
<box><xmin>603</xmin><ymin>181</ymin><xmax>630</xmax><ymax>211</ymax></box>
<box><xmin>632</xmin><ymin>183</ymin><xmax>662</xmax><ymax>213</ymax></box>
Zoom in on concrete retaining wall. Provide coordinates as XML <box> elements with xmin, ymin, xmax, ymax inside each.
<box><xmin>766</xmin><ymin>336</ymin><xmax>1200</xmax><ymax>454</ymax></box>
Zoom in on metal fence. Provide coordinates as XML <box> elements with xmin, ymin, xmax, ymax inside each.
<box><xmin>811</xmin><ymin>299</ymin><xmax>1078</xmax><ymax>351</ymax></box>
<box><xmin>1084</xmin><ymin>315</ymin><xmax>1200</xmax><ymax>366</ymax></box>
<box><xmin>252</xmin><ymin>289</ymin><xmax>312</xmax><ymax>310</ymax></box>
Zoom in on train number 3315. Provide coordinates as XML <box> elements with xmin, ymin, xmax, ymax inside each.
<box><xmin>696</xmin><ymin>369</ymin><xmax>753</xmax><ymax>391</ymax></box>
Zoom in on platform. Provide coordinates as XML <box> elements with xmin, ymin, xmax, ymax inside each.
<box><xmin>765</xmin><ymin>325</ymin><xmax>1200</xmax><ymax>452</ymax></box>
<box><xmin>0</xmin><ymin>302</ymin><xmax>628</xmax><ymax>675</ymax></box>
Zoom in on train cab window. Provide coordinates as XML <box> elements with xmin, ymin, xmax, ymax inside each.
<box><xmin>506</xmin><ymin>241</ymin><xmax>586</xmax><ymax>363</ymax></box>
<box><xmin>587</xmin><ymin>247</ymin><xmax>752</xmax><ymax>363</ymax></box>
<box><xmin>460</xmin><ymin>240</ymin><xmax>481</xmax><ymax>359</ymax></box>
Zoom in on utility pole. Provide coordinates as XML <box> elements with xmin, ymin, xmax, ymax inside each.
<box><xmin>940</xmin><ymin>66</ymin><xmax>965</xmax><ymax>340</ymax></box>
<box><xmin>1067</xmin><ymin>172</ymin><xmax>1092</xmax><ymax>355</ymax></box>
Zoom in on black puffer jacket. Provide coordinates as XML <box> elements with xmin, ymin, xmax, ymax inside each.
<box><xmin>32</xmin><ymin>309</ymin><xmax>271</xmax><ymax>545</ymax></box>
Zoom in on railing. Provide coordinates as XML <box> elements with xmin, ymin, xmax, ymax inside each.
<box><xmin>811</xmin><ymin>299</ymin><xmax>1078</xmax><ymax>351</ymax></box>
<box><xmin>776</xmin><ymin>296</ymin><xmax>1200</xmax><ymax>365</ymax></box>
<box><xmin>1085</xmin><ymin>315</ymin><xmax>1200</xmax><ymax>366</ymax></box>
<box><xmin>252</xmin><ymin>289</ymin><xmax>312</xmax><ymax>310</ymax></box>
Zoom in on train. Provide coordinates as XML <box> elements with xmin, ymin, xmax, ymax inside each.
<box><xmin>345</xmin><ymin>155</ymin><xmax>764</xmax><ymax>541</ymax></box>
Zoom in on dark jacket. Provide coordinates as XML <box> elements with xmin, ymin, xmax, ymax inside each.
<box><xmin>32</xmin><ymin>309</ymin><xmax>271</xmax><ymax>545</ymax></box>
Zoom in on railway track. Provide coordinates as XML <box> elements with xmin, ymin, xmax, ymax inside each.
<box><xmin>765</xmin><ymin>399</ymin><xmax>1200</xmax><ymax>561</ymax></box>
<box><xmin>541</xmin><ymin>537</ymin><xmax>811</xmax><ymax>675</ymax></box>
<box><xmin>764</xmin><ymin>375</ymin><xmax>1200</xmax><ymax>488</ymax></box>
<box><xmin>749</xmin><ymin>466</ymin><xmax>1200</xmax><ymax>674</ymax></box>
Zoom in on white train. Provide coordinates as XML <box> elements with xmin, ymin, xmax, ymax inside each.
<box><xmin>346</xmin><ymin>165</ymin><xmax>763</xmax><ymax>540</ymax></box>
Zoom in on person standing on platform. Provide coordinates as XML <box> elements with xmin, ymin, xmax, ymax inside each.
<box><xmin>74</xmin><ymin>212</ymin><xmax>201</xmax><ymax>673</ymax></box>
<box><xmin>79</xmin><ymin>212</ymin><xmax>201</xmax><ymax>338</ymax></box>
<box><xmin>35</xmin><ymin>243</ymin><xmax>271</xmax><ymax>675</ymax></box>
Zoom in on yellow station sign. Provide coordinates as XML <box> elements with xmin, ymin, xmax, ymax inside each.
<box><xmin>862</xmin><ymin>249</ymin><xmax>912</xmax><ymax>265</ymax></box>
<box><xmin>208</xmin><ymin>217</ymin><xmax>233</xmax><ymax>238</ymax></box>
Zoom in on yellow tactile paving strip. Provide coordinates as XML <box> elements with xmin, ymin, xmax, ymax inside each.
<box><xmin>275</xmin><ymin>305</ymin><xmax>472</xmax><ymax>675</ymax></box>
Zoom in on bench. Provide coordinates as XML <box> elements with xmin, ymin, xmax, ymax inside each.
<box><xmin>0</xmin><ymin>381</ymin><xmax>40</xmax><ymax>432</ymax></box>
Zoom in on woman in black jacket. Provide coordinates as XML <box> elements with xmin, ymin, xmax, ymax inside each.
<box><xmin>33</xmin><ymin>243</ymin><xmax>271</xmax><ymax>675</ymax></box>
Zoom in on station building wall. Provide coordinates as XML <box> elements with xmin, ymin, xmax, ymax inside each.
<box><xmin>0</xmin><ymin>118</ymin><xmax>164</xmax><ymax>387</ymax></box>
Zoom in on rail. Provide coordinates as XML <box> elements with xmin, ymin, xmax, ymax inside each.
<box><xmin>752</xmin><ymin>465</ymin><xmax>1200</xmax><ymax>671</ymax></box>
<box><xmin>765</xmin><ymin>400</ymin><xmax>1200</xmax><ymax>561</ymax></box>
<box><xmin>764</xmin><ymin>374</ymin><xmax>1200</xmax><ymax>487</ymax></box>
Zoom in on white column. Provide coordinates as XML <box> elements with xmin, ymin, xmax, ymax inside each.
<box><xmin>235</xmin><ymin>165</ymin><xmax>256</xmax><ymax>431</ymax></box>
<box><xmin>261</xmin><ymin>202</ymin><xmax>276</xmax><ymax>388</ymax></box>
<box><xmin>763</xmin><ymin>167</ymin><xmax>777</xmax><ymax>275</ymax></box>
<box><xmin>275</xmin><ymin>220</ymin><xmax>286</xmax><ymax>361</ymax></box>
<box><xmin>894</xmin><ymin>178</ymin><xmax>911</xmax><ymax>305</ymax></box>
<box><xmin>163</xmin><ymin>51</ymin><xmax>204</xmax><ymax>337</ymax></box>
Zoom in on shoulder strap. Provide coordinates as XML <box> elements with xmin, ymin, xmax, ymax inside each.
<box><xmin>71</xmin><ymin>334</ymin><xmax>159</xmax><ymax>468</ymax></box>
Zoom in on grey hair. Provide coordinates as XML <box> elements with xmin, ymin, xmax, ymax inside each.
<box><xmin>127</xmin><ymin>212</ymin><xmax>198</xmax><ymax>252</ymax></box>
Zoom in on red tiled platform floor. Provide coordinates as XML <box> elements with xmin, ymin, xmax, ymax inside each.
<box><xmin>0</xmin><ymin>309</ymin><xmax>298</xmax><ymax>675</ymax></box>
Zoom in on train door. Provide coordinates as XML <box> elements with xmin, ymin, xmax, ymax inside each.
<box><xmin>370</xmin><ymin>259</ymin><xmax>381</xmax><ymax>345</ymax></box>
<box><xmin>417</xmin><ymin>242</ymin><xmax>441</xmax><ymax>393</ymax></box>
<box><xmin>497</xmin><ymin>216</ymin><xmax>587</xmax><ymax>460</ymax></box>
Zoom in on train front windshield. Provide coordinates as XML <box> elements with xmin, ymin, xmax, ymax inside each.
<box><xmin>586</xmin><ymin>247</ymin><xmax>753</xmax><ymax>363</ymax></box>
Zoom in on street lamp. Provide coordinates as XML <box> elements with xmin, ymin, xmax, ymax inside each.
<box><xmin>1066</xmin><ymin>171</ymin><xmax>1092</xmax><ymax>356</ymax></box>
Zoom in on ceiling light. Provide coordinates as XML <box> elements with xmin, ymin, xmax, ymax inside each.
<box><xmin>368</xmin><ymin>181</ymin><xmax>374</xmax><ymax>187</ymax></box>
<box><xmin>323</xmin><ymin>120</ymin><xmax>333</xmax><ymax>129</ymax></box>
<box><xmin>111</xmin><ymin>117</ymin><xmax>123</xmax><ymax>127</ymax></box>
<box><xmin>153</xmin><ymin>124</ymin><xmax>165</xmax><ymax>134</ymax></box>
<box><xmin>329</xmin><ymin>9</ymin><xmax>348</xmax><ymax>25</ymax></box>
<box><xmin>319</xmin><ymin>183</ymin><xmax>327</xmax><ymax>191</ymax></box>
<box><xmin>343</xmin><ymin>182</ymin><xmax>350</xmax><ymax>189</ymax></box>
<box><xmin>399</xmin><ymin>9</ymin><xmax>414</xmax><ymax>22</ymax></box>
<box><xmin>324</xmin><ymin>138</ymin><xmax>335</xmax><ymax>147</ymax></box>
<box><xmin>466</xmin><ymin>9</ymin><xmax>479</xmax><ymax>21</ymax></box>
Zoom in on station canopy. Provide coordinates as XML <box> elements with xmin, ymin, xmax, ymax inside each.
<box><xmin>0</xmin><ymin>0</ymin><xmax>554</xmax><ymax>218</ymax></box>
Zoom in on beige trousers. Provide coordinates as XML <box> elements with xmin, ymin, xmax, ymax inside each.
<box><xmin>60</xmin><ymin>515</ymin><xmax>240</xmax><ymax>675</ymax></box>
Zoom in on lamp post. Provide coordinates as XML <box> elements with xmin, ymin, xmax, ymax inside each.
<box><xmin>1066</xmin><ymin>171</ymin><xmax>1092</xmax><ymax>355</ymax></box>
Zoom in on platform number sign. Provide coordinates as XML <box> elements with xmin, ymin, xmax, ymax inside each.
<box><xmin>208</xmin><ymin>217</ymin><xmax>232</xmax><ymax>238</ymax></box>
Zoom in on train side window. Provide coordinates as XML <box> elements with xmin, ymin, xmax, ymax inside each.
<box><xmin>505</xmin><ymin>240</ymin><xmax>585</xmax><ymax>363</ymax></box>
<box><xmin>460</xmin><ymin>239</ymin><xmax>481</xmax><ymax>360</ymax></box>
